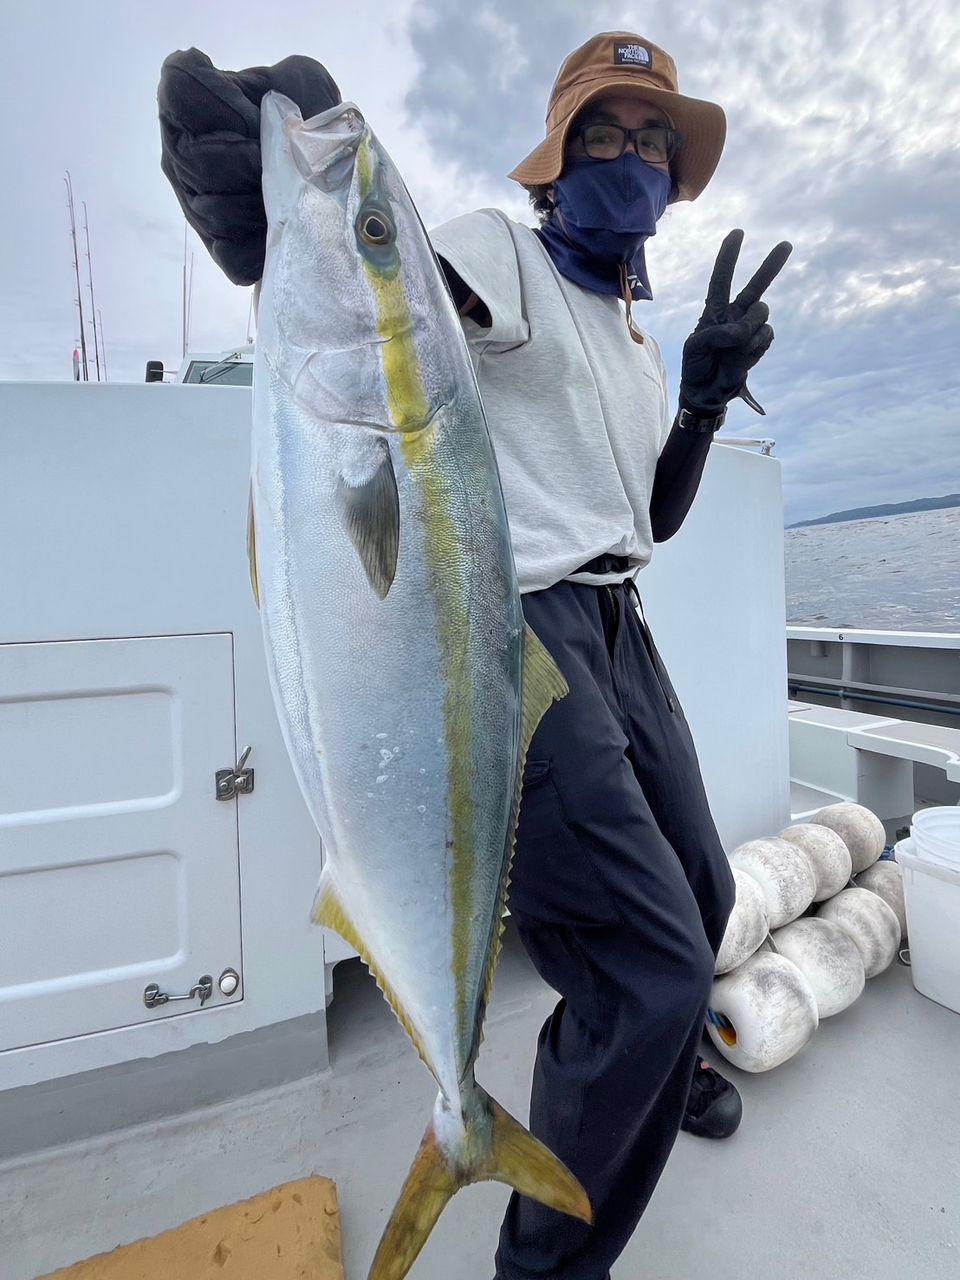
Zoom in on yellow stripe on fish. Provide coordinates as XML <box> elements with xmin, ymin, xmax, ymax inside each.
<box><xmin>358</xmin><ymin>132</ymin><xmax>476</xmax><ymax>1056</ymax></box>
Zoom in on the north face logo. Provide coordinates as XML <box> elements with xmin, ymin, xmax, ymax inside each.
<box><xmin>614</xmin><ymin>42</ymin><xmax>652</xmax><ymax>67</ymax></box>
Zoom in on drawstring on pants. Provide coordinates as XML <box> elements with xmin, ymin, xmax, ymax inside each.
<box><xmin>623</xmin><ymin>577</ymin><xmax>676</xmax><ymax>713</ymax></box>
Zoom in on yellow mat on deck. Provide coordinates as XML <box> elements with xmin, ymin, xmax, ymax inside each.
<box><xmin>37</xmin><ymin>1175</ymin><xmax>344</xmax><ymax>1280</ymax></box>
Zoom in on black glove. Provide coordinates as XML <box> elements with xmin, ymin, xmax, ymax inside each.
<box><xmin>679</xmin><ymin>230</ymin><xmax>792</xmax><ymax>417</ymax></box>
<box><xmin>158</xmin><ymin>48</ymin><xmax>341</xmax><ymax>285</ymax></box>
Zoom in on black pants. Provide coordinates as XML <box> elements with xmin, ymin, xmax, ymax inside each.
<box><xmin>495</xmin><ymin>577</ymin><xmax>736</xmax><ymax>1280</ymax></box>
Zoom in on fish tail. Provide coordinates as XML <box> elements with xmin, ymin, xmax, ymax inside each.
<box><xmin>367</xmin><ymin>1085</ymin><xmax>591</xmax><ymax>1280</ymax></box>
<box><xmin>366</xmin><ymin>1114</ymin><xmax>457</xmax><ymax>1280</ymax></box>
<box><xmin>480</xmin><ymin>1090</ymin><xmax>592</xmax><ymax>1220</ymax></box>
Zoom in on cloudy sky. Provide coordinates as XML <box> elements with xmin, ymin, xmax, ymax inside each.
<box><xmin>2</xmin><ymin>0</ymin><xmax>958</xmax><ymax>523</ymax></box>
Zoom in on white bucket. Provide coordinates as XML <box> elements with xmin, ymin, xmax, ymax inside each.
<box><xmin>911</xmin><ymin>808</ymin><xmax>960</xmax><ymax>867</ymax></box>
<box><xmin>897</xmin><ymin>838</ymin><xmax>960</xmax><ymax>1016</ymax></box>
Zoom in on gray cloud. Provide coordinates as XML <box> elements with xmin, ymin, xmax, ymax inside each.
<box><xmin>406</xmin><ymin>0</ymin><xmax>601</xmax><ymax>184</ymax></box>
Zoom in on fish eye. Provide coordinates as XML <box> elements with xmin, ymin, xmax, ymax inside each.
<box><xmin>357</xmin><ymin>209</ymin><xmax>394</xmax><ymax>247</ymax></box>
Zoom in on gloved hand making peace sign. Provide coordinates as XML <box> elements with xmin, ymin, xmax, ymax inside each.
<box><xmin>679</xmin><ymin>230</ymin><xmax>793</xmax><ymax>422</ymax></box>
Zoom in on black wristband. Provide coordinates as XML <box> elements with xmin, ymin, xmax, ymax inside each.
<box><xmin>677</xmin><ymin>406</ymin><xmax>727</xmax><ymax>433</ymax></box>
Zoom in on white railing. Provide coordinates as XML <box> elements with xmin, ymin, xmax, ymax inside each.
<box><xmin>715</xmin><ymin>436</ymin><xmax>776</xmax><ymax>455</ymax></box>
<box><xmin>788</xmin><ymin>626</ymin><xmax>960</xmax><ymax>649</ymax></box>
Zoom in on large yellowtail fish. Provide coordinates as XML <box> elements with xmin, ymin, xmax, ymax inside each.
<box><xmin>249</xmin><ymin>93</ymin><xmax>592</xmax><ymax>1279</ymax></box>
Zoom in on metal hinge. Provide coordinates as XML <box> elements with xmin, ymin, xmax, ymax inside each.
<box><xmin>216</xmin><ymin>745</ymin><xmax>254</xmax><ymax>800</ymax></box>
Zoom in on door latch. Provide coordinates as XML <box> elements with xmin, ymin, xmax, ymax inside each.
<box><xmin>216</xmin><ymin>746</ymin><xmax>254</xmax><ymax>800</ymax></box>
<box><xmin>143</xmin><ymin>975</ymin><xmax>214</xmax><ymax>1008</ymax></box>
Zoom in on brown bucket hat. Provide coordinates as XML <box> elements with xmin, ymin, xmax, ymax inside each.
<box><xmin>509</xmin><ymin>32</ymin><xmax>726</xmax><ymax>202</ymax></box>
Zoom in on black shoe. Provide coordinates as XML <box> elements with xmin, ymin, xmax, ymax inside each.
<box><xmin>681</xmin><ymin>1056</ymin><xmax>743</xmax><ymax>1139</ymax></box>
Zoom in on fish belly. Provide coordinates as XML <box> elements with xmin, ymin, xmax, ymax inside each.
<box><xmin>253</xmin><ymin>376</ymin><xmax>520</xmax><ymax>1097</ymax></box>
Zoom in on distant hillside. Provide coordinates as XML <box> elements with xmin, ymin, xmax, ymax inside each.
<box><xmin>788</xmin><ymin>493</ymin><xmax>960</xmax><ymax>529</ymax></box>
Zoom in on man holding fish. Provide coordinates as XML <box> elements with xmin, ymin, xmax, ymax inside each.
<box><xmin>160</xmin><ymin>30</ymin><xmax>790</xmax><ymax>1280</ymax></box>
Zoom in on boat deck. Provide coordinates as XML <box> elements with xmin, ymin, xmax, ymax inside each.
<box><xmin>3</xmin><ymin>924</ymin><xmax>957</xmax><ymax>1280</ymax></box>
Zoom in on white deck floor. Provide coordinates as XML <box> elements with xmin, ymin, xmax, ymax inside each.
<box><xmin>3</xmin><ymin>923</ymin><xmax>958</xmax><ymax>1280</ymax></box>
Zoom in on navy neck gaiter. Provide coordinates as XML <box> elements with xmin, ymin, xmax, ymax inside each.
<box><xmin>537</xmin><ymin>153</ymin><xmax>671</xmax><ymax>300</ymax></box>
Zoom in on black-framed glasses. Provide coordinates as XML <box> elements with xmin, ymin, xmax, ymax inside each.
<box><xmin>575</xmin><ymin>122</ymin><xmax>682</xmax><ymax>165</ymax></box>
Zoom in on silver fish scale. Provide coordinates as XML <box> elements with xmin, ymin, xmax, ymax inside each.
<box><xmin>253</xmin><ymin>97</ymin><xmax>524</xmax><ymax>1105</ymax></box>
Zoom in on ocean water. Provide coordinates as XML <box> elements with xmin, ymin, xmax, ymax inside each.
<box><xmin>784</xmin><ymin>507</ymin><xmax>960</xmax><ymax>631</ymax></box>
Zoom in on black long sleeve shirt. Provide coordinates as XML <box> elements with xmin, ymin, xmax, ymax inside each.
<box><xmin>649</xmin><ymin>417</ymin><xmax>716</xmax><ymax>543</ymax></box>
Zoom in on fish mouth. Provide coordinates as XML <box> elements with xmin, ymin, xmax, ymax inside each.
<box><xmin>288</xmin><ymin>102</ymin><xmax>367</xmax><ymax>192</ymax></box>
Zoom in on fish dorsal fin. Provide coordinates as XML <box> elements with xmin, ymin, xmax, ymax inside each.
<box><xmin>312</xmin><ymin>868</ymin><xmax>432</xmax><ymax>1072</ymax></box>
<box><xmin>246</xmin><ymin>483</ymin><xmax>261</xmax><ymax>610</ymax></box>
<box><xmin>517</xmin><ymin>623</ymin><xmax>569</xmax><ymax>764</ymax></box>
<box><xmin>478</xmin><ymin>624</ymin><xmax>568</xmax><ymax>1026</ymax></box>
<box><xmin>337</xmin><ymin>439</ymin><xmax>400</xmax><ymax>599</ymax></box>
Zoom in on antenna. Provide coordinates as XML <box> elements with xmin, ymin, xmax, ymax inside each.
<box><xmin>82</xmin><ymin>201</ymin><xmax>102</xmax><ymax>382</ymax></box>
<box><xmin>97</xmin><ymin>309</ymin><xmax>108</xmax><ymax>382</ymax></box>
<box><xmin>246</xmin><ymin>289</ymin><xmax>256</xmax><ymax>344</ymax></box>
<box><xmin>181</xmin><ymin>223</ymin><xmax>195</xmax><ymax>357</ymax></box>
<box><xmin>65</xmin><ymin>172</ymin><xmax>89</xmax><ymax>381</ymax></box>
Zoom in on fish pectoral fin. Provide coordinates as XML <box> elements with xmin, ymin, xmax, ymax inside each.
<box><xmin>368</xmin><ymin>1084</ymin><xmax>591</xmax><ymax>1280</ymax></box>
<box><xmin>336</xmin><ymin>439</ymin><xmax>400</xmax><ymax>599</ymax></box>
<box><xmin>246</xmin><ymin>483</ymin><xmax>261</xmax><ymax>610</ymax></box>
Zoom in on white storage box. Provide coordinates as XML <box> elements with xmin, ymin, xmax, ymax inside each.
<box><xmin>897</xmin><ymin>838</ymin><xmax>960</xmax><ymax>1016</ymax></box>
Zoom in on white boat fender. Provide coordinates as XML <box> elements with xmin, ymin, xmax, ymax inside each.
<box><xmin>817</xmin><ymin>887</ymin><xmax>901</xmax><ymax>978</ymax></box>
<box><xmin>810</xmin><ymin>802</ymin><xmax>886</xmax><ymax>875</ymax></box>
<box><xmin>728</xmin><ymin>837</ymin><xmax>817</xmax><ymax>929</ymax></box>
<box><xmin>855</xmin><ymin>860</ymin><xmax>907</xmax><ymax>940</ymax></box>
<box><xmin>715</xmin><ymin>867</ymin><xmax>770</xmax><ymax>974</ymax></box>
<box><xmin>778</xmin><ymin>823</ymin><xmax>853</xmax><ymax>901</ymax></box>
<box><xmin>707</xmin><ymin>951</ymin><xmax>819</xmax><ymax>1073</ymax></box>
<box><xmin>770</xmin><ymin>917</ymin><xmax>865</xmax><ymax>1017</ymax></box>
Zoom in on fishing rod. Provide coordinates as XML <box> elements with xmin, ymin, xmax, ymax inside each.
<box><xmin>97</xmin><ymin>309</ymin><xmax>108</xmax><ymax>381</ymax></box>
<box><xmin>64</xmin><ymin>172</ymin><xmax>89</xmax><ymax>381</ymax></box>
<box><xmin>82</xmin><ymin>201</ymin><xmax>102</xmax><ymax>382</ymax></box>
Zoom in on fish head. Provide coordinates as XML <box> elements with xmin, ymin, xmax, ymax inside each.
<box><xmin>260</xmin><ymin>93</ymin><xmax>459</xmax><ymax>439</ymax></box>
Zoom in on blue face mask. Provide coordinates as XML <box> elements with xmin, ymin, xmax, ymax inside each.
<box><xmin>537</xmin><ymin>153</ymin><xmax>672</xmax><ymax>300</ymax></box>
